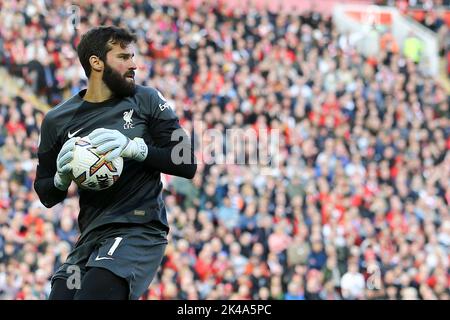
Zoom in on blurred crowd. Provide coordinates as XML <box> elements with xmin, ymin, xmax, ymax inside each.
<box><xmin>403</xmin><ymin>0</ymin><xmax>450</xmax><ymax>76</ymax></box>
<box><xmin>0</xmin><ymin>0</ymin><xmax>449</xmax><ymax>300</ymax></box>
<box><xmin>351</xmin><ymin>0</ymin><xmax>450</xmax><ymax>76</ymax></box>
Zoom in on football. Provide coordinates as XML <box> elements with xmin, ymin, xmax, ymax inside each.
<box><xmin>70</xmin><ymin>136</ymin><xmax>123</xmax><ymax>191</ymax></box>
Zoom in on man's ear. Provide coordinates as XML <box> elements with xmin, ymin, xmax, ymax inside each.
<box><xmin>89</xmin><ymin>55</ymin><xmax>104</xmax><ymax>73</ymax></box>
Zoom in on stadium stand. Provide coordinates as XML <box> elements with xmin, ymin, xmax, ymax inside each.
<box><xmin>0</xmin><ymin>0</ymin><xmax>448</xmax><ymax>299</ymax></box>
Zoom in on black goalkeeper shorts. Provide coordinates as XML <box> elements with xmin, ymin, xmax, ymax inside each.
<box><xmin>52</xmin><ymin>222</ymin><xmax>167</xmax><ymax>300</ymax></box>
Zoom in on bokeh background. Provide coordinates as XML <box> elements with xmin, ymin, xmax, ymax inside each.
<box><xmin>0</xmin><ymin>0</ymin><xmax>449</xmax><ymax>300</ymax></box>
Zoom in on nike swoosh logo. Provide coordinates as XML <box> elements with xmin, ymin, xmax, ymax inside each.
<box><xmin>95</xmin><ymin>255</ymin><xmax>114</xmax><ymax>261</ymax></box>
<box><xmin>68</xmin><ymin>128</ymin><xmax>83</xmax><ymax>139</ymax></box>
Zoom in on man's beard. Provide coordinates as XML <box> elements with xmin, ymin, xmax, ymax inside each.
<box><xmin>102</xmin><ymin>64</ymin><xmax>136</xmax><ymax>98</ymax></box>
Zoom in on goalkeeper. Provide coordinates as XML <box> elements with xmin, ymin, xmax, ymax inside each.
<box><xmin>34</xmin><ymin>26</ymin><xmax>196</xmax><ymax>300</ymax></box>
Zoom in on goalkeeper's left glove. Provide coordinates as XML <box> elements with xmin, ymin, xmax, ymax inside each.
<box><xmin>54</xmin><ymin>137</ymin><xmax>78</xmax><ymax>191</ymax></box>
<box><xmin>88</xmin><ymin>128</ymin><xmax>148</xmax><ymax>162</ymax></box>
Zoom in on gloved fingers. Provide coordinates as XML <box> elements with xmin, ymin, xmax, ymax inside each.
<box><xmin>96</xmin><ymin>140</ymin><xmax>122</xmax><ymax>154</ymax></box>
<box><xmin>58</xmin><ymin>151</ymin><xmax>74</xmax><ymax>169</ymax></box>
<box><xmin>90</xmin><ymin>133</ymin><xmax>117</xmax><ymax>146</ymax></box>
<box><xmin>63</xmin><ymin>137</ymin><xmax>79</xmax><ymax>147</ymax></box>
<box><xmin>88</xmin><ymin>128</ymin><xmax>117</xmax><ymax>142</ymax></box>
<box><xmin>59</xmin><ymin>138</ymin><xmax>78</xmax><ymax>156</ymax></box>
<box><xmin>88</xmin><ymin>128</ymin><xmax>113</xmax><ymax>139</ymax></box>
<box><xmin>105</xmin><ymin>148</ymin><xmax>122</xmax><ymax>162</ymax></box>
<box><xmin>59</xmin><ymin>163</ymin><xmax>73</xmax><ymax>175</ymax></box>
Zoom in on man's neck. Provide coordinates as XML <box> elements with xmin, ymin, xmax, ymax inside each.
<box><xmin>83</xmin><ymin>79</ymin><xmax>113</xmax><ymax>103</ymax></box>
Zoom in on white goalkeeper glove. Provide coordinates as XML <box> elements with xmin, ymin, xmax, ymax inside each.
<box><xmin>54</xmin><ymin>137</ymin><xmax>78</xmax><ymax>191</ymax></box>
<box><xmin>88</xmin><ymin>128</ymin><xmax>148</xmax><ymax>162</ymax></box>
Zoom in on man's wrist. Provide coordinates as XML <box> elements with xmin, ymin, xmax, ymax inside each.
<box><xmin>134</xmin><ymin>137</ymin><xmax>148</xmax><ymax>161</ymax></box>
<box><xmin>123</xmin><ymin>137</ymin><xmax>148</xmax><ymax>162</ymax></box>
<box><xmin>54</xmin><ymin>172</ymin><xmax>70</xmax><ymax>191</ymax></box>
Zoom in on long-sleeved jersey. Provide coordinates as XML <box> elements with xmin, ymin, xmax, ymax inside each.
<box><xmin>34</xmin><ymin>85</ymin><xmax>196</xmax><ymax>236</ymax></box>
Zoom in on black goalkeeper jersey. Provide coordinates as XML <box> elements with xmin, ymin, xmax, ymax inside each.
<box><xmin>34</xmin><ymin>85</ymin><xmax>196</xmax><ymax>236</ymax></box>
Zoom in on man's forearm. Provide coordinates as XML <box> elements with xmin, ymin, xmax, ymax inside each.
<box><xmin>143</xmin><ymin>144</ymin><xmax>197</xmax><ymax>179</ymax></box>
<box><xmin>34</xmin><ymin>177</ymin><xmax>68</xmax><ymax>208</ymax></box>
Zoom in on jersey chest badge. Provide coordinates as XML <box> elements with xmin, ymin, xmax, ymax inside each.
<box><xmin>123</xmin><ymin>109</ymin><xmax>134</xmax><ymax>129</ymax></box>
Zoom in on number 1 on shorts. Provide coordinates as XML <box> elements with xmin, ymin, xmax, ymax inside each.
<box><xmin>108</xmin><ymin>237</ymin><xmax>123</xmax><ymax>256</ymax></box>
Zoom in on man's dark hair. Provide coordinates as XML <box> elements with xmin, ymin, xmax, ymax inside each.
<box><xmin>77</xmin><ymin>26</ymin><xmax>137</xmax><ymax>78</ymax></box>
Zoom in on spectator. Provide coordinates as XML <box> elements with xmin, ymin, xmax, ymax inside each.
<box><xmin>341</xmin><ymin>263</ymin><xmax>366</xmax><ymax>300</ymax></box>
<box><xmin>403</xmin><ymin>32</ymin><xmax>424</xmax><ymax>64</ymax></box>
<box><xmin>0</xmin><ymin>0</ymin><xmax>448</xmax><ymax>300</ymax></box>
<box><xmin>216</xmin><ymin>196</ymin><xmax>240</xmax><ymax>231</ymax></box>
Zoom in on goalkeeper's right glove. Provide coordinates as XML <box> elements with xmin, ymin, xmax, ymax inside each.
<box><xmin>54</xmin><ymin>137</ymin><xmax>78</xmax><ymax>191</ymax></box>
